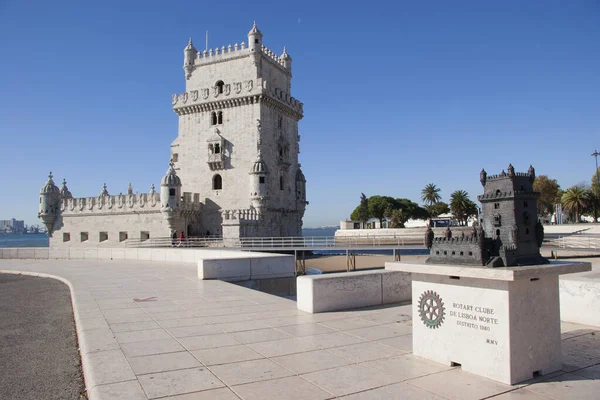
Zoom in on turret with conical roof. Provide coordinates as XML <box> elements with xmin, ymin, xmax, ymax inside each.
<box><xmin>38</xmin><ymin>172</ymin><xmax>60</xmax><ymax>235</ymax></box>
<box><xmin>281</xmin><ymin>46</ymin><xmax>292</xmax><ymax>72</ymax></box>
<box><xmin>248</xmin><ymin>21</ymin><xmax>263</xmax><ymax>52</ymax></box>
<box><xmin>161</xmin><ymin>160</ymin><xmax>183</xmax><ymax>231</ymax></box>
<box><xmin>183</xmin><ymin>37</ymin><xmax>197</xmax><ymax>79</ymax></box>
<box><xmin>249</xmin><ymin>148</ymin><xmax>268</xmax><ymax>214</ymax></box>
<box><xmin>60</xmin><ymin>179</ymin><xmax>72</xmax><ymax>199</ymax></box>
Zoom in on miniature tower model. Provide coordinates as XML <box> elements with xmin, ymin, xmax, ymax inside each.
<box><xmin>427</xmin><ymin>164</ymin><xmax>546</xmax><ymax>267</ymax></box>
<box><xmin>170</xmin><ymin>22</ymin><xmax>307</xmax><ymax>238</ymax></box>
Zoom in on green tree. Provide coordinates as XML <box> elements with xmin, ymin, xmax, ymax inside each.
<box><xmin>450</xmin><ymin>190</ymin><xmax>477</xmax><ymax>226</ymax></box>
<box><xmin>421</xmin><ymin>183</ymin><xmax>442</xmax><ymax>206</ymax></box>
<box><xmin>533</xmin><ymin>175</ymin><xmax>560</xmax><ymax>217</ymax></box>
<box><xmin>427</xmin><ymin>201</ymin><xmax>450</xmax><ymax>217</ymax></box>
<box><xmin>584</xmin><ymin>185</ymin><xmax>600</xmax><ymax>222</ymax></box>
<box><xmin>367</xmin><ymin>195</ymin><xmax>397</xmax><ymax>227</ymax></box>
<box><xmin>385</xmin><ymin>209</ymin><xmax>405</xmax><ymax>228</ymax></box>
<box><xmin>350</xmin><ymin>194</ymin><xmax>367</xmax><ymax>223</ymax></box>
<box><xmin>561</xmin><ymin>186</ymin><xmax>587</xmax><ymax>222</ymax></box>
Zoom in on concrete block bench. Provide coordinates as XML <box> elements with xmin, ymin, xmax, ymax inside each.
<box><xmin>297</xmin><ymin>270</ymin><xmax>411</xmax><ymax>313</ymax></box>
<box><xmin>198</xmin><ymin>254</ymin><xmax>295</xmax><ymax>281</ymax></box>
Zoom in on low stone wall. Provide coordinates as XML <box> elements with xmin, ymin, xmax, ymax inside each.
<box><xmin>296</xmin><ymin>270</ymin><xmax>411</xmax><ymax>313</ymax></box>
<box><xmin>0</xmin><ymin>247</ymin><xmax>294</xmax><ymax>282</ymax></box>
<box><xmin>560</xmin><ymin>275</ymin><xmax>600</xmax><ymax>327</ymax></box>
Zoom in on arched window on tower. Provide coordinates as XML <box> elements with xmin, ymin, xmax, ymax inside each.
<box><xmin>216</xmin><ymin>81</ymin><xmax>224</xmax><ymax>94</ymax></box>
<box><xmin>213</xmin><ymin>174</ymin><xmax>222</xmax><ymax>190</ymax></box>
<box><xmin>214</xmin><ymin>143</ymin><xmax>220</xmax><ymax>154</ymax></box>
<box><xmin>211</xmin><ymin>112</ymin><xmax>217</xmax><ymax>126</ymax></box>
<box><xmin>217</xmin><ymin>111</ymin><xmax>223</xmax><ymax>124</ymax></box>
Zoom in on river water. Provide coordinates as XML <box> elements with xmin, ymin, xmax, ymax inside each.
<box><xmin>0</xmin><ymin>234</ymin><xmax>49</xmax><ymax>248</ymax></box>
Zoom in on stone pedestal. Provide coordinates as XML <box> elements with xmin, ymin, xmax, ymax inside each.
<box><xmin>385</xmin><ymin>261</ymin><xmax>591</xmax><ymax>385</ymax></box>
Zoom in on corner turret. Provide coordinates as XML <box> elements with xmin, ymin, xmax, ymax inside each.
<box><xmin>248</xmin><ymin>21</ymin><xmax>263</xmax><ymax>52</ymax></box>
<box><xmin>183</xmin><ymin>37</ymin><xmax>197</xmax><ymax>80</ymax></box>
<box><xmin>38</xmin><ymin>172</ymin><xmax>60</xmax><ymax>236</ymax></box>
<box><xmin>281</xmin><ymin>46</ymin><xmax>292</xmax><ymax>72</ymax></box>
<box><xmin>161</xmin><ymin>160</ymin><xmax>183</xmax><ymax>231</ymax></box>
<box><xmin>60</xmin><ymin>178</ymin><xmax>72</xmax><ymax>199</ymax></box>
<box><xmin>249</xmin><ymin>150</ymin><xmax>268</xmax><ymax>214</ymax></box>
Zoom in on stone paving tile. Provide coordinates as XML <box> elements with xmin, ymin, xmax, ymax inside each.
<box><xmin>120</xmin><ymin>338</ymin><xmax>185</xmax><ymax>357</ymax></box>
<box><xmin>231</xmin><ymin>376</ymin><xmax>332</xmax><ymax>400</ymax></box>
<box><xmin>570</xmin><ymin>363</ymin><xmax>600</xmax><ymax>379</ymax></box>
<box><xmin>275</xmin><ymin>323</ymin><xmax>336</xmax><ymax>337</ymax></box>
<box><xmin>159</xmin><ymin>317</ymin><xmax>208</xmax><ymax>328</ymax></box>
<box><xmin>248</xmin><ymin>337</ymin><xmax>320</xmax><ymax>357</ymax></box>
<box><xmin>328</xmin><ymin>341</ymin><xmax>405</xmax><ymax>363</ymax></box>
<box><xmin>178</xmin><ymin>333</ymin><xmax>241</xmax><ymax>350</ymax></box>
<box><xmin>299</xmin><ymin>331</ymin><xmax>368</xmax><ymax>349</ymax></box>
<box><xmin>231</xmin><ymin>328</ymin><xmax>292</xmax><ymax>344</ymax></box>
<box><xmin>84</xmin><ymin>349</ymin><xmax>136</xmax><ymax>388</ymax></box>
<box><xmin>127</xmin><ymin>351</ymin><xmax>202</xmax><ymax>375</ymax></box>
<box><xmin>361</xmin><ymin>353</ymin><xmax>453</xmax><ymax>381</ymax></box>
<box><xmin>78</xmin><ymin>316</ymin><xmax>111</xmax><ymax>331</ymax></box>
<box><xmin>192</xmin><ymin>344</ymin><xmax>265</xmax><ymax>366</ymax></box>
<box><xmin>167</xmin><ymin>324</ymin><xmax>224</xmax><ymax>338</ymax></box>
<box><xmin>209</xmin><ymin>358</ymin><xmax>294</xmax><ymax>386</ymax></box>
<box><xmin>340</xmin><ymin>382</ymin><xmax>444</xmax><ymax>399</ymax></box>
<box><xmin>110</xmin><ymin>320</ymin><xmax>162</xmax><ymax>333</ymax></box>
<box><xmin>165</xmin><ymin>387</ymin><xmax>239</xmax><ymax>399</ymax></box>
<box><xmin>490</xmin><ymin>388</ymin><xmax>557</xmax><ymax>399</ymax></box>
<box><xmin>302</xmin><ymin>363</ymin><xmax>400</xmax><ymax>397</ymax></box>
<box><xmin>79</xmin><ymin>327</ymin><xmax>120</xmax><ymax>354</ymax></box>
<box><xmin>138</xmin><ymin>367</ymin><xmax>224</xmax><ymax>399</ymax></box>
<box><xmin>114</xmin><ymin>328</ymin><xmax>173</xmax><ymax>344</ymax></box>
<box><xmin>406</xmin><ymin>368</ymin><xmax>514</xmax><ymax>400</ymax></box>
<box><xmin>213</xmin><ymin>320</ymin><xmax>270</xmax><ymax>333</ymax></box>
<box><xmin>272</xmin><ymin>349</ymin><xmax>354</xmax><ymax>374</ymax></box>
<box><xmin>257</xmin><ymin>315</ymin><xmax>316</xmax><ymax>327</ymax></box>
<box><xmin>89</xmin><ymin>379</ymin><xmax>148</xmax><ymax>400</ymax></box>
<box><xmin>318</xmin><ymin>318</ymin><xmax>378</xmax><ymax>331</ymax></box>
<box><xmin>376</xmin><ymin>334</ymin><xmax>413</xmax><ymax>352</ymax></box>
<box><xmin>201</xmin><ymin>314</ymin><xmax>251</xmax><ymax>324</ymax></box>
<box><xmin>344</xmin><ymin>322</ymin><xmax>412</xmax><ymax>341</ymax></box>
<box><xmin>524</xmin><ymin>372</ymin><xmax>597</xmax><ymax>399</ymax></box>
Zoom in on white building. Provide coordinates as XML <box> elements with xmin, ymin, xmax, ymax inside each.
<box><xmin>39</xmin><ymin>23</ymin><xmax>308</xmax><ymax>247</ymax></box>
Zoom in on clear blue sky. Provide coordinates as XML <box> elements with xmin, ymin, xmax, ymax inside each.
<box><xmin>1</xmin><ymin>1</ymin><xmax>599</xmax><ymax>228</ymax></box>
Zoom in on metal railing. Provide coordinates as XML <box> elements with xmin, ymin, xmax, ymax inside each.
<box><xmin>125</xmin><ymin>235</ymin><xmax>426</xmax><ymax>249</ymax></box>
<box><xmin>556</xmin><ymin>235</ymin><xmax>600</xmax><ymax>250</ymax></box>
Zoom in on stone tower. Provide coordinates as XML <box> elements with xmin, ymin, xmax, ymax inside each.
<box><xmin>170</xmin><ymin>23</ymin><xmax>307</xmax><ymax>238</ymax></box>
<box><xmin>478</xmin><ymin>164</ymin><xmax>545</xmax><ymax>265</ymax></box>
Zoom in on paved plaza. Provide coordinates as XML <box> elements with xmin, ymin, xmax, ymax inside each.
<box><xmin>1</xmin><ymin>259</ymin><xmax>598</xmax><ymax>400</ymax></box>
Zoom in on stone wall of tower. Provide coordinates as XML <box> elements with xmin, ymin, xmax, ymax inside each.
<box><xmin>171</xmin><ymin>24</ymin><xmax>304</xmax><ymax>237</ymax></box>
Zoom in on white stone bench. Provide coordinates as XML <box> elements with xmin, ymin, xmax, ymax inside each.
<box><xmin>198</xmin><ymin>254</ymin><xmax>295</xmax><ymax>281</ymax></box>
<box><xmin>296</xmin><ymin>270</ymin><xmax>411</xmax><ymax>313</ymax></box>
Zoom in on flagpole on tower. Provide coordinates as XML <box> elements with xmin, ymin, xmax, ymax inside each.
<box><xmin>205</xmin><ymin>30</ymin><xmax>208</xmax><ymax>52</ymax></box>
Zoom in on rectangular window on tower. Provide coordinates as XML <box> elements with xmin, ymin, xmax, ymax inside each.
<box><xmin>259</xmin><ymin>176</ymin><xmax>265</xmax><ymax>184</ymax></box>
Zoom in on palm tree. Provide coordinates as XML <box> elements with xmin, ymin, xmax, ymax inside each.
<box><xmin>561</xmin><ymin>186</ymin><xmax>586</xmax><ymax>222</ymax></box>
<box><xmin>450</xmin><ymin>190</ymin><xmax>472</xmax><ymax>226</ymax></box>
<box><xmin>421</xmin><ymin>184</ymin><xmax>442</xmax><ymax>206</ymax></box>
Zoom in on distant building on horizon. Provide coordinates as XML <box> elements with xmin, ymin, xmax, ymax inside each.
<box><xmin>0</xmin><ymin>218</ymin><xmax>25</xmax><ymax>233</ymax></box>
<box><xmin>38</xmin><ymin>23</ymin><xmax>308</xmax><ymax>247</ymax></box>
